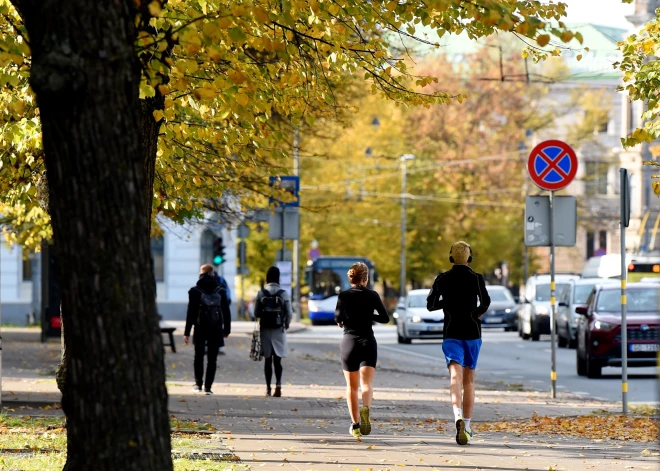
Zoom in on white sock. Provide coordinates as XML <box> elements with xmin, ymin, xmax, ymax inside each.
<box><xmin>453</xmin><ymin>407</ymin><xmax>463</xmax><ymax>421</ymax></box>
<box><xmin>464</xmin><ymin>418</ymin><xmax>472</xmax><ymax>431</ymax></box>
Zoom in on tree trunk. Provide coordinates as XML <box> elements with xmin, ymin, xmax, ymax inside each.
<box><xmin>14</xmin><ymin>1</ymin><xmax>172</xmax><ymax>470</ymax></box>
<box><xmin>139</xmin><ymin>96</ymin><xmax>164</xmax><ymax>236</ymax></box>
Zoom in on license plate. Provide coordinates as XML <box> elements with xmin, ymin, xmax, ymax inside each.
<box><xmin>427</xmin><ymin>325</ymin><xmax>443</xmax><ymax>332</ymax></box>
<box><xmin>630</xmin><ymin>343</ymin><xmax>660</xmax><ymax>352</ymax></box>
<box><xmin>485</xmin><ymin>317</ymin><xmax>503</xmax><ymax>324</ymax></box>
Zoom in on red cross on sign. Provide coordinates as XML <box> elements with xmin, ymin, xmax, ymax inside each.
<box><xmin>527</xmin><ymin>140</ymin><xmax>578</xmax><ymax>191</ymax></box>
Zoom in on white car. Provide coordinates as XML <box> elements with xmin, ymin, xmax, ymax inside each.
<box><xmin>396</xmin><ymin>289</ymin><xmax>444</xmax><ymax>344</ymax></box>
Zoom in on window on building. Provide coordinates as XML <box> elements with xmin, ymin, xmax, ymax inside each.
<box><xmin>151</xmin><ymin>236</ymin><xmax>165</xmax><ymax>282</ymax></box>
<box><xmin>585</xmin><ymin>161</ymin><xmax>609</xmax><ymax>196</ymax></box>
<box><xmin>22</xmin><ymin>256</ymin><xmax>32</xmax><ymax>281</ymax></box>
<box><xmin>598</xmin><ymin>230</ymin><xmax>607</xmax><ymax>254</ymax></box>
<box><xmin>586</xmin><ymin>231</ymin><xmax>595</xmax><ymax>259</ymax></box>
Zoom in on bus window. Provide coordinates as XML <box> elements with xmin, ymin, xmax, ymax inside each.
<box><xmin>311</xmin><ymin>269</ymin><xmax>344</xmax><ymax>299</ymax></box>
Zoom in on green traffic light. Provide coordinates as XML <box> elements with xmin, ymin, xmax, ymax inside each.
<box><xmin>213</xmin><ymin>255</ymin><xmax>224</xmax><ymax>265</ymax></box>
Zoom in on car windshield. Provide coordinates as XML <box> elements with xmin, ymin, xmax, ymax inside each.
<box><xmin>408</xmin><ymin>294</ymin><xmax>428</xmax><ymax>308</ymax></box>
<box><xmin>536</xmin><ymin>283</ymin><xmax>569</xmax><ymax>301</ymax></box>
<box><xmin>574</xmin><ymin>284</ymin><xmax>597</xmax><ymax>304</ymax></box>
<box><xmin>597</xmin><ymin>288</ymin><xmax>660</xmax><ymax>312</ymax></box>
<box><xmin>489</xmin><ymin>289</ymin><xmax>513</xmax><ymax>303</ymax></box>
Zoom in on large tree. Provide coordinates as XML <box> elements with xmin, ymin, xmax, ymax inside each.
<box><xmin>0</xmin><ymin>1</ymin><xmax>576</xmax><ymax>469</ymax></box>
<box><xmin>8</xmin><ymin>1</ymin><xmax>172</xmax><ymax>471</ymax></box>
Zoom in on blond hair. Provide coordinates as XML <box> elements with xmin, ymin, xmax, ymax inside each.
<box><xmin>200</xmin><ymin>264</ymin><xmax>215</xmax><ymax>275</ymax></box>
<box><xmin>348</xmin><ymin>262</ymin><xmax>369</xmax><ymax>285</ymax></box>
<box><xmin>450</xmin><ymin>241</ymin><xmax>472</xmax><ymax>264</ymax></box>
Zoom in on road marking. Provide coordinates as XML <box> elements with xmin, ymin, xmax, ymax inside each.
<box><xmin>573</xmin><ymin>391</ymin><xmax>589</xmax><ymax>396</ymax></box>
<box><xmin>379</xmin><ymin>345</ymin><xmax>441</xmax><ymax>362</ymax></box>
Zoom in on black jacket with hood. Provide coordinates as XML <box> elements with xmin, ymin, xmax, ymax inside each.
<box><xmin>184</xmin><ymin>273</ymin><xmax>231</xmax><ymax>337</ymax></box>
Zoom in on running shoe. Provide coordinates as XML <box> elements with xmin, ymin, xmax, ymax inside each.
<box><xmin>455</xmin><ymin>417</ymin><xmax>468</xmax><ymax>445</ymax></box>
<box><xmin>359</xmin><ymin>406</ymin><xmax>371</xmax><ymax>435</ymax></box>
<box><xmin>349</xmin><ymin>424</ymin><xmax>362</xmax><ymax>438</ymax></box>
<box><xmin>465</xmin><ymin>427</ymin><xmax>473</xmax><ymax>443</ymax></box>
<box><xmin>191</xmin><ymin>385</ymin><xmax>202</xmax><ymax>393</ymax></box>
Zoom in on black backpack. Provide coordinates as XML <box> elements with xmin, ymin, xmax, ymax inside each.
<box><xmin>195</xmin><ymin>287</ymin><xmax>223</xmax><ymax>329</ymax></box>
<box><xmin>260</xmin><ymin>289</ymin><xmax>285</xmax><ymax>328</ymax></box>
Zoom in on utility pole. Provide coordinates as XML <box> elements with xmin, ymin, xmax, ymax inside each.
<box><xmin>292</xmin><ymin>128</ymin><xmax>301</xmax><ymax>322</ymax></box>
<box><xmin>400</xmin><ymin>154</ymin><xmax>415</xmax><ymax>299</ymax></box>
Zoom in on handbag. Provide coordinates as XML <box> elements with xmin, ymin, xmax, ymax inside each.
<box><xmin>249</xmin><ymin>322</ymin><xmax>263</xmax><ymax>361</ymax></box>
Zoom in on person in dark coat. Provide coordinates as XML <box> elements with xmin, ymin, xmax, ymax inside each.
<box><xmin>184</xmin><ymin>264</ymin><xmax>231</xmax><ymax>394</ymax></box>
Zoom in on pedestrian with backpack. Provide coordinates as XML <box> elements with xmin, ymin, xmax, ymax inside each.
<box><xmin>184</xmin><ymin>264</ymin><xmax>231</xmax><ymax>395</ymax></box>
<box><xmin>254</xmin><ymin>266</ymin><xmax>292</xmax><ymax>397</ymax></box>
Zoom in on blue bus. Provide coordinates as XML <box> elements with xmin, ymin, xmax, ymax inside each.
<box><xmin>305</xmin><ymin>256</ymin><xmax>377</xmax><ymax>325</ymax></box>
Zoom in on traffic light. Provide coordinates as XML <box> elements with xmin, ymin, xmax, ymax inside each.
<box><xmin>213</xmin><ymin>237</ymin><xmax>226</xmax><ymax>266</ymax></box>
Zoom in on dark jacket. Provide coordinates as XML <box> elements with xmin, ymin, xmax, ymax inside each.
<box><xmin>184</xmin><ymin>274</ymin><xmax>231</xmax><ymax>337</ymax></box>
<box><xmin>427</xmin><ymin>265</ymin><xmax>491</xmax><ymax>340</ymax></box>
<box><xmin>334</xmin><ymin>285</ymin><xmax>390</xmax><ymax>337</ymax></box>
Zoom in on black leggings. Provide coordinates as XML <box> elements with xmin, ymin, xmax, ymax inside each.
<box><xmin>264</xmin><ymin>355</ymin><xmax>283</xmax><ymax>388</ymax></box>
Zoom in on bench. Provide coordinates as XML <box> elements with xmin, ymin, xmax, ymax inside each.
<box><xmin>160</xmin><ymin>325</ymin><xmax>176</xmax><ymax>353</ymax></box>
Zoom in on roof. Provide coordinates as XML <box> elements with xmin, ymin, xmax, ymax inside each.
<box><xmin>599</xmin><ymin>282</ymin><xmax>660</xmax><ymax>290</ymax></box>
<box><xmin>408</xmin><ymin>289</ymin><xmax>430</xmax><ymax>295</ymax></box>
<box><xmin>413</xmin><ymin>23</ymin><xmax>626</xmax><ymax>83</ymax></box>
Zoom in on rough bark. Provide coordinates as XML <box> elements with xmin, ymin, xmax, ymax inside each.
<box><xmin>14</xmin><ymin>1</ymin><xmax>172</xmax><ymax>470</ymax></box>
<box><xmin>139</xmin><ymin>96</ymin><xmax>164</xmax><ymax>236</ymax></box>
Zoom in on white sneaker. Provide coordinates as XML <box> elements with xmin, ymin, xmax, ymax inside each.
<box><xmin>191</xmin><ymin>385</ymin><xmax>202</xmax><ymax>393</ymax></box>
<box><xmin>204</xmin><ymin>389</ymin><xmax>213</xmax><ymax>395</ymax></box>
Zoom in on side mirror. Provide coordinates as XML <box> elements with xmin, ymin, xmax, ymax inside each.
<box><xmin>558</xmin><ymin>302</ymin><xmax>568</xmax><ymax>307</ymax></box>
<box><xmin>575</xmin><ymin>306</ymin><xmax>588</xmax><ymax>316</ymax></box>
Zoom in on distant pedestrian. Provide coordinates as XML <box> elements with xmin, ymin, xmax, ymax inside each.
<box><xmin>184</xmin><ymin>264</ymin><xmax>231</xmax><ymax>395</ymax></box>
<box><xmin>335</xmin><ymin>262</ymin><xmax>390</xmax><ymax>438</ymax></box>
<box><xmin>213</xmin><ymin>270</ymin><xmax>232</xmax><ymax>355</ymax></box>
<box><xmin>254</xmin><ymin>266</ymin><xmax>292</xmax><ymax>397</ymax></box>
<box><xmin>427</xmin><ymin>241</ymin><xmax>490</xmax><ymax>445</ymax></box>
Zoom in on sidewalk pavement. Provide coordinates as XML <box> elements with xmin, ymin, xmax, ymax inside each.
<box><xmin>1</xmin><ymin>328</ymin><xmax>658</xmax><ymax>470</ymax></box>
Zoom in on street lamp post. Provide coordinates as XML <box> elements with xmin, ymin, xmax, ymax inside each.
<box><xmin>400</xmin><ymin>154</ymin><xmax>415</xmax><ymax>299</ymax></box>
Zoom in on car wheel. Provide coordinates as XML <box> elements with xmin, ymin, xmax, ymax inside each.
<box><xmin>576</xmin><ymin>347</ymin><xmax>586</xmax><ymax>376</ymax></box>
<box><xmin>311</xmin><ymin>319</ymin><xmax>320</xmax><ymax>326</ymax></box>
<box><xmin>558</xmin><ymin>331</ymin><xmax>567</xmax><ymax>348</ymax></box>
<box><xmin>531</xmin><ymin>322</ymin><xmax>540</xmax><ymax>341</ymax></box>
<box><xmin>568</xmin><ymin>334</ymin><xmax>577</xmax><ymax>349</ymax></box>
<box><xmin>397</xmin><ymin>333</ymin><xmax>405</xmax><ymax>344</ymax></box>
<box><xmin>586</xmin><ymin>350</ymin><xmax>602</xmax><ymax>378</ymax></box>
<box><xmin>518</xmin><ymin>320</ymin><xmax>523</xmax><ymax>337</ymax></box>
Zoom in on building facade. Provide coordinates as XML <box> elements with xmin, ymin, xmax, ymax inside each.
<box><xmin>0</xmin><ymin>220</ymin><xmax>238</xmax><ymax>325</ymax></box>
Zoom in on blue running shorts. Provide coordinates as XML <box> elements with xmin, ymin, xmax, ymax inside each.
<box><xmin>442</xmin><ymin>338</ymin><xmax>482</xmax><ymax>370</ymax></box>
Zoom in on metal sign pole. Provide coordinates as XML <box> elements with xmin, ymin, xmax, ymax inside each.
<box><xmin>550</xmin><ymin>190</ymin><xmax>557</xmax><ymax>399</ymax></box>
<box><xmin>620</xmin><ymin>168</ymin><xmax>629</xmax><ymax>414</ymax></box>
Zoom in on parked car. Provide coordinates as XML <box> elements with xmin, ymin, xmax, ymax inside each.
<box><xmin>518</xmin><ymin>273</ymin><xmax>580</xmax><ymax>341</ymax></box>
<box><xmin>557</xmin><ymin>278</ymin><xmax>610</xmax><ymax>348</ymax></box>
<box><xmin>576</xmin><ymin>282</ymin><xmax>660</xmax><ymax>378</ymax></box>
<box><xmin>392</xmin><ymin>297</ymin><xmax>406</xmax><ymax>325</ymax></box>
<box><xmin>480</xmin><ymin>285</ymin><xmax>518</xmax><ymax>331</ymax></box>
<box><xmin>396</xmin><ymin>289</ymin><xmax>443</xmax><ymax>344</ymax></box>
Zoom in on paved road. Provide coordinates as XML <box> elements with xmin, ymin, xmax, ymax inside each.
<box><xmin>289</xmin><ymin>325</ymin><xmax>659</xmax><ymax>405</ymax></box>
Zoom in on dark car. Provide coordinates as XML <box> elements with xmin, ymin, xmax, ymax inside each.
<box><xmin>480</xmin><ymin>285</ymin><xmax>518</xmax><ymax>331</ymax></box>
<box><xmin>576</xmin><ymin>282</ymin><xmax>660</xmax><ymax>378</ymax></box>
<box><xmin>557</xmin><ymin>278</ymin><xmax>609</xmax><ymax>348</ymax></box>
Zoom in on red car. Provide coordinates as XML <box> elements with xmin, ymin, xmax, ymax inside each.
<box><xmin>576</xmin><ymin>282</ymin><xmax>660</xmax><ymax>378</ymax></box>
